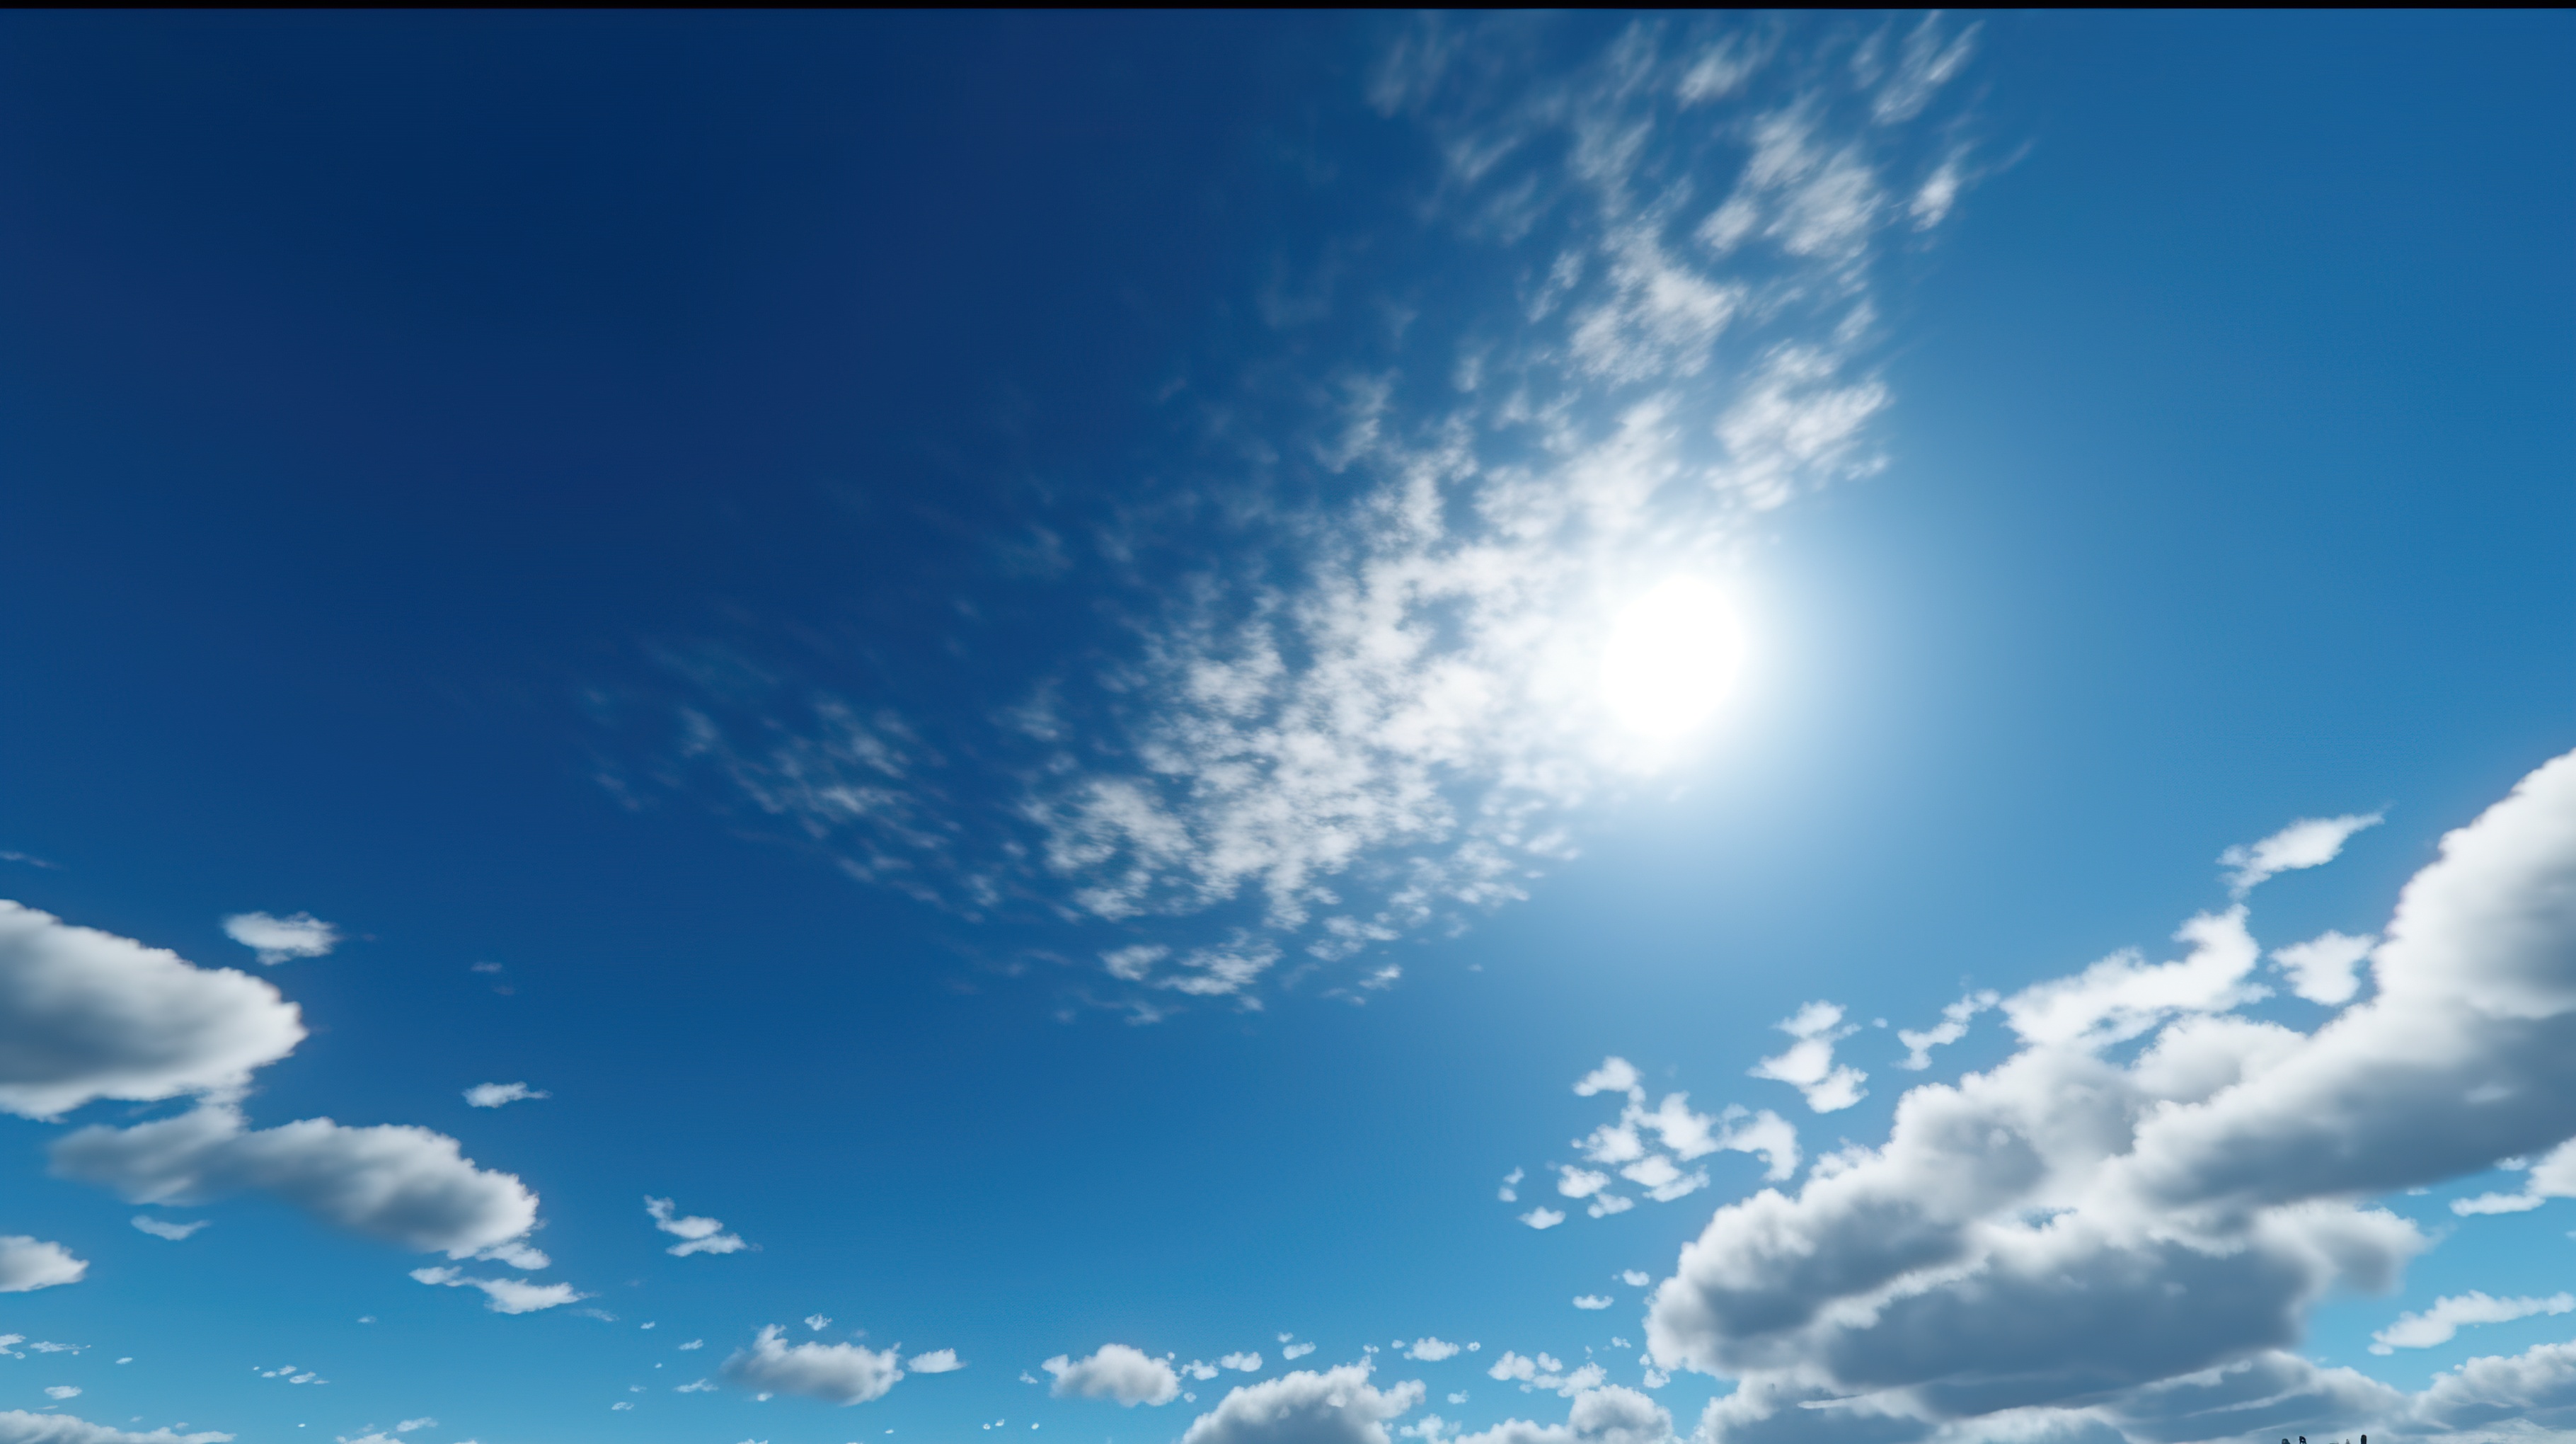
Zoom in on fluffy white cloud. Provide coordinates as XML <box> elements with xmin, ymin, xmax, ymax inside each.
<box><xmin>1485</xmin><ymin>1353</ymin><xmax>1605</xmax><ymax>1399</ymax></box>
<box><xmin>0</xmin><ymin>1414</ymin><xmax>231</xmax><ymax>1444</ymax></box>
<box><xmin>0</xmin><ymin>1237</ymin><xmax>84</xmax><ymax>1293</ymax></box>
<box><xmin>1178</xmin><ymin>1365</ymin><xmax>1424</xmax><ymax>1444</ymax></box>
<box><xmin>1566</xmin><ymin>1060</ymin><xmax>1800</xmax><ymax>1213</ymax></box>
<box><xmin>648</xmin><ymin>17</ymin><xmax>1983</xmax><ymax>1012</ymax></box>
<box><xmin>1045</xmin><ymin>1344</ymin><xmax>1180</xmax><ymax>1406</ymax></box>
<box><xmin>1284</xmin><ymin>1342</ymin><xmax>1318</xmax><ymax>1360</ymax></box>
<box><xmin>1454</xmin><ymin>1387</ymin><xmax>1674</xmax><ymax>1444</ymax></box>
<box><xmin>2221</xmin><ymin>813</ymin><xmax>2382</xmax><ymax>896</ymax></box>
<box><xmin>2371</xmin><ymin>1291</ymin><xmax>2573</xmax><ymax>1353</ymax></box>
<box><xmin>1572</xmin><ymin>1297</ymin><xmax>1612</xmax><ymax>1311</ymax></box>
<box><xmin>463</xmin><ymin>1082</ymin><xmax>547</xmax><ymax>1108</ymax></box>
<box><xmin>1519</xmin><ymin>1208</ymin><xmax>1565</xmax><ymax>1230</ymax></box>
<box><xmin>2416</xmin><ymin>1337</ymin><xmax>2576</xmax><ymax>1432</ymax></box>
<box><xmin>907</xmin><ymin>1349</ymin><xmax>964</xmax><ymax>1374</ymax></box>
<box><xmin>1644</xmin><ymin>747</ymin><xmax>2576</xmax><ymax>1440</ymax></box>
<box><xmin>2449</xmin><ymin>1135</ymin><xmax>2576</xmax><ymax>1215</ymax></box>
<box><xmin>722</xmin><ymin>1324</ymin><xmax>903</xmax><ymax>1405</ymax></box>
<box><xmin>1408</xmin><ymin>1339</ymin><xmax>1462</xmax><ymax>1363</ymax></box>
<box><xmin>1894</xmin><ymin>990</ymin><xmax>1996</xmax><ymax>1070</ymax></box>
<box><xmin>130</xmin><ymin>1215</ymin><xmax>207</xmax><ymax>1242</ymax></box>
<box><xmin>410</xmin><ymin>1266</ymin><xmax>585</xmax><ymax>1315</ymax></box>
<box><xmin>0</xmin><ymin>902</ymin><xmax>305</xmax><ymax>1119</ymax></box>
<box><xmin>1221</xmin><ymin>1352</ymin><xmax>1264</xmax><ymax>1373</ymax></box>
<box><xmin>1747</xmin><ymin>1003</ymin><xmax>1865</xmax><ymax>1112</ymax></box>
<box><xmin>52</xmin><ymin>1103</ymin><xmax>538</xmax><ymax>1257</ymax></box>
<box><xmin>219</xmin><ymin>910</ymin><xmax>340</xmax><ymax>965</ymax></box>
<box><xmin>645</xmin><ymin>1196</ymin><xmax>747</xmax><ymax>1256</ymax></box>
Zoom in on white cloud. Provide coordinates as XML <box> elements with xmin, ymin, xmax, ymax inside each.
<box><xmin>2274</xmin><ymin>929</ymin><xmax>2377</xmax><ymax>1007</ymax></box>
<box><xmin>2417</xmin><ymin>1336</ymin><xmax>2576</xmax><ymax>1432</ymax></box>
<box><xmin>907</xmin><ymin>1349</ymin><xmax>964</xmax><ymax>1374</ymax></box>
<box><xmin>1498</xmin><ymin>1167</ymin><xmax>1524</xmax><ymax>1203</ymax></box>
<box><xmin>1572</xmin><ymin>1297</ymin><xmax>1612</xmax><ymax>1311</ymax></box>
<box><xmin>647</xmin><ymin>18</ymin><xmax>1983</xmax><ymax>1012</ymax></box>
<box><xmin>0</xmin><ymin>1236</ymin><xmax>85</xmax><ymax>1293</ymax></box>
<box><xmin>0</xmin><ymin>902</ymin><xmax>306</xmax><ymax>1119</ymax></box>
<box><xmin>1485</xmin><ymin>1353</ymin><xmax>1605</xmax><ymax>1399</ymax></box>
<box><xmin>1283</xmin><ymin>1342</ymin><xmax>1317</xmax><ymax>1360</ymax></box>
<box><xmin>1894</xmin><ymin>990</ymin><xmax>1998</xmax><ymax>1070</ymax></box>
<box><xmin>1574</xmin><ymin>1059</ymin><xmax>1643</xmax><ymax>1101</ymax></box>
<box><xmin>1747</xmin><ymin>1002</ymin><xmax>1865</xmax><ymax>1113</ymax></box>
<box><xmin>130</xmin><ymin>1215</ymin><xmax>208</xmax><ymax>1242</ymax></box>
<box><xmin>2372</xmin><ymin>1290</ymin><xmax>2574</xmax><ymax>1353</ymax></box>
<box><xmin>1518</xmin><ymin>1208</ymin><xmax>1565</xmax><ymax>1230</ymax></box>
<box><xmin>393</xmin><ymin>1422</ymin><xmax>435</xmax><ymax>1434</ymax></box>
<box><xmin>52</xmin><ymin>1103</ymin><xmax>536</xmax><ymax>1257</ymax></box>
<box><xmin>2220</xmin><ymin>811</ymin><xmax>2383</xmax><ymax>896</ymax></box>
<box><xmin>0</xmin><ymin>1421</ymin><xmax>234</xmax><ymax>1444</ymax></box>
<box><xmin>805</xmin><ymin>1314</ymin><xmax>832</xmax><ymax>1331</ymax></box>
<box><xmin>1408</xmin><ymin>1339</ymin><xmax>1461</xmax><ymax>1363</ymax></box>
<box><xmin>220</xmin><ymin>910</ymin><xmax>340</xmax><ymax>965</ymax></box>
<box><xmin>2450</xmin><ymin>1135</ymin><xmax>2576</xmax><ymax>1215</ymax></box>
<box><xmin>410</xmin><ymin>1266</ymin><xmax>585</xmax><ymax>1315</ymax></box>
<box><xmin>1220</xmin><ymin>1352</ymin><xmax>1263</xmax><ymax>1373</ymax></box>
<box><xmin>1620</xmin><ymin>1271</ymin><xmax>1649</xmax><ymax>1288</ymax></box>
<box><xmin>1178</xmin><ymin>1364</ymin><xmax>1423</xmax><ymax>1444</ymax></box>
<box><xmin>645</xmin><ymin>1196</ymin><xmax>747</xmax><ymax>1256</ymax></box>
<box><xmin>722</xmin><ymin>1324</ymin><xmax>903</xmax><ymax>1405</ymax></box>
<box><xmin>2001</xmin><ymin>905</ymin><xmax>2267</xmax><ymax>1049</ymax></box>
<box><xmin>1644</xmin><ymin>747</ymin><xmax>2576</xmax><ymax>1440</ymax></box>
<box><xmin>463</xmin><ymin>1082</ymin><xmax>548</xmax><ymax>1108</ymax></box>
<box><xmin>1045</xmin><ymin>1345</ymin><xmax>1179</xmax><ymax>1406</ymax></box>
<box><xmin>1455</xmin><ymin>1387</ymin><xmax>1676</xmax><ymax>1444</ymax></box>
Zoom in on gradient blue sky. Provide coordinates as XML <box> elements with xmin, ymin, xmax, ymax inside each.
<box><xmin>1</xmin><ymin>13</ymin><xmax>2572</xmax><ymax>1444</ymax></box>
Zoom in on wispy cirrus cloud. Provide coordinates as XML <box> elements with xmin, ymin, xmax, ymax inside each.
<box><xmin>618</xmin><ymin>16</ymin><xmax>1986</xmax><ymax>1016</ymax></box>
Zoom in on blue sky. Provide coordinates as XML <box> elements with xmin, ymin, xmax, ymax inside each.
<box><xmin>0</xmin><ymin>11</ymin><xmax>2572</xmax><ymax>1444</ymax></box>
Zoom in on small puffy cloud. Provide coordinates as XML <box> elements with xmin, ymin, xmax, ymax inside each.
<box><xmin>1619</xmin><ymin>1271</ymin><xmax>1649</xmax><ymax>1288</ymax></box>
<box><xmin>1220</xmin><ymin>1352</ymin><xmax>1263</xmax><ymax>1373</ymax></box>
<box><xmin>464</xmin><ymin>1082</ymin><xmax>548</xmax><ymax>1109</ymax></box>
<box><xmin>2372</xmin><ymin>1290</ymin><xmax>2574</xmax><ymax>1353</ymax></box>
<box><xmin>0</xmin><ymin>1414</ymin><xmax>236</xmax><ymax>1444</ymax></box>
<box><xmin>130</xmin><ymin>1215</ymin><xmax>209</xmax><ymax>1242</ymax></box>
<box><xmin>2416</xmin><ymin>1336</ymin><xmax>2576</xmax><ymax>1431</ymax></box>
<box><xmin>2001</xmin><ymin>905</ymin><xmax>2265</xmax><ymax>1050</ymax></box>
<box><xmin>722</xmin><ymin>1324</ymin><xmax>904</xmax><ymax>1405</ymax></box>
<box><xmin>805</xmin><ymin>1314</ymin><xmax>832</xmax><ymax>1331</ymax></box>
<box><xmin>394</xmin><ymin>1422</ymin><xmax>435</xmax><ymax>1434</ymax></box>
<box><xmin>1747</xmin><ymin>1002</ymin><xmax>1865</xmax><ymax>1112</ymax></box>
<box><xmin>1517</xmin><ymin>1208</ymin><xmax>1565</xmax><ymax>1230</ymax></box>
<box><xmin>1045</xmin><ymin>1345</ymin><xmax>1180</xmax><ymax>1406</ymax></box>
<box><xmin>645</xmin><ymin>1196</ymin><xmax>747</xmax><ymax>1256</ymax></box>
<box><xmin>220</xmin><ymin>911</ymin><xmax>340</xmax><ymax>965</ymax></box>
<box><xmin>908</xmin><ymin>1349</ymin><xmax>964</xmax><ymax>1374</ymax></box>
<box><xmin>0</xmin><ymin>902</ymin><xmax>306</xmax><ymax>1119</ymax></box>
<box><xmin>2451</xmin><ymin>1136</ymin><xmax>2576</xmax><ymax>1215</ymax></box>
<box><xmin>2274</xmin><ymin>929</ymin><xmax>2377</xmax><ymax>1007</ymax></box>
<box><xmin>1177</xmin><ymin>1365</ymin><xmax>1423</xmax><ymax>1444</ymax></box>
<box><xmin>1485</xmin><ymin>1353</ymin><xmax>1604</xmax><ymax>1399</ymax></box>
<box><xmin>1282</xmin><ymin>1342</ymin><xmax>1317</xmax><ymax>1360</ymax></box>
<box><xmin>1452</xmin><ymin>1388</ymin><xmax>1674</xmax><ymax>1444</ymax></box>
<box><xmin>1894</xmin><ymin>990</ymin><xmax>1998</xmax><ymax>1070</ymax></box>
<box><xmin>1407</xmin><ymin>1339</ymin><xmax>1461</xmax><ymax>1363</ymax></box>
<box><xmin>1573</xmin><ymin>1059</ymin><xmax>1643</xmax><ymax>1102</ymax></box>
<box><xmin>42</xmin><ymin>1388</ymin><xmax>78</xmax><ymax>1401</ymax></box>
<box><xmin>2221</xmin><ymin>811</ymin><xmax>2382</xmax><ymax>896</ymax></box>
<box><xmin>1572</xmin><ymin>1297</ymin><xmax>1612</xmax><ymax>1311</ymax></box>
<box><xmin>410</xmin><ymin>1265</ymin><xmax>585</xmax><ymax>1314</ymax></box>
<box><xmin>1184</xmin><ymin>1360</ymin><xmax>1221</xmax><ymax>1382</ymax></box>
<box><xmin>0</xmin><ymin>1236</ymin><xmax>86</xmax><ymax>1293</ymax></box>
<box><xmin>53</xmin><ymin>1103</ymin><xmax>538</xmax><ymax>1257</ymax></box>
<box><xmin>1497</xmin><ymin>1168</ymin><xmax>1523</xmax><ymax>1203</ymax></box>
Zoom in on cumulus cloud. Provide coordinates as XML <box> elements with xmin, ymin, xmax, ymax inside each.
<box><xmin>645</xmin><ymin>1196</ymin><xmax>747</xmax><ymax>1256</ymax></box>
<box><xmin>1221</xmin><ymin>1352</ymin><xmax>1264</xmax><ymax>1373</ymax></box>
<box><xmin>1453</xmin><ymin>1387</ymin><xmax>1673</xmax><ymax>1444</ymax></box>
<box><xmin>1572</xmin><ymin>1296</ymin><xmax>1613</xmax><ymax>1311</ymax></box>
<box><xmin>2272</xmin><ymin>930</ymin><xmax>2376</xmax><ymax>1007</ymax></box>
<box><xmin>1519</xmin><ymin>1208</ymin><xmax>1565</xmax><ymax>1230</ymax></box>
<box><xmin>2449</xmin><ymin>1135</ymin><xmax>2576</xmax><ymax>1215</ymax></box>
<box><xmin>1643</xmin><ymin>746</ymin><xmax>2576</xmax><ymax>1441</ymax></box>
<box><xmin>463</xmin><ymin>1082</ymin><xmax>547</xmax><ymax>1108</ymax></box>
<box><xmin>1565</xmin><ymin>1059</ymin><xmax>1800</xmax><ymax>1215</ymax></box>
<box><xmin>0</xmin><ymin>1414</ymin><xmax>232</xmax><ymax>1444</ymax></box>
<box><xmin>2220</xmin><ymin>812</ymin><xmax>2383</xmax><ymax>897</ymax></box>
<box><xmin>409</xmin><ymin>1266</ymin><xmax>585</xmax><ymax>1315</ymax></box>
<box><xmin>908</xmin><ymin>1349</ymin><xmax>964</xmax><ymax>1374</ymax></box>
<box><xmin>1486</xmin><ymin>1353</ymin><xmax>1604</xmax><ymax>1399</ymax></box>
<box><xmin>220</xmin><ymin>911</ymin><xmax>340</xmax><ymax>965</ymax></box>
<box><xmin>1044</xmin><ymin>1345</ymin><xmax>1180</xmax><ymax>1406</ymax></box>
<box><xmin>2417</xmin><ymin>1338</ymin><xmax>2576</xmax><ymax>1432</ymax></box>
<box><xmin>0</xmin><ymin>1237</ymin><xmax>85</xmax><ymax>1293</ymax></box>
<box><xmin>640</xmin><ymin>16</ymin><xmax>1985</xmax><ymax>1013</ymax></box>
<box><xmin>2371</xmin><ymin>1291</ymin><xmax>2573</xmax><ymax>1353</ymax></box>
<box><xmin>52</xmin><ymin>1103</ymin><xmax>538</xmax><ymax>1257</ymax></box>
<box><xmin>1747</xmin><ymin>1002</ymin><xmax>1865</xmax><ymax>1112</ymax></box>
<box><xmin>1408</xmin><ymin>1339</ymin><xmax>1463</xmax><ymax>1363</ymax></box>
<box><xmin>0</xmin><ymin>901</ymin><xmax>306</xmax><ymax>1119</ymax></box>
<box><xmin>1178</xmin><ymin>1364</ymin><xmax>1423</xmax><ymax>1444</ymax></box>
<box><xmin>722</xmin><ymin>1324</ymin><xmax>903</xmax><ymax>1405</ymax></box>
<box><xmin>130</xmin><ymin>1215</ymin><xmax>208</xmax><ymax>1242</ymax></box>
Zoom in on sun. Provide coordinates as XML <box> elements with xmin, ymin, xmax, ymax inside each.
<box><xmin>1600</xmin><ymin>576</ymin><xmax>1745</xmax><ymax>740</ymax></box>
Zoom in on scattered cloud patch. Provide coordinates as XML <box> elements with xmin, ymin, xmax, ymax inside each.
<box><xmin>1894</xmin><ymin>990</ymin><xmax>1998</xmax><ymax>1070</ymax></box>
<box><xmin>464</xmin><ymin>1082</ymin><xmax>548</xmax><ymax>1108</ymax></box>
<box><xmin>2221</xmin><ymin>812</ymin><xmax>2383</xmax><ymax>897</ymax></box>
<box><xmin>0</xmin><ymin>1236</ymin><xmax>85</xmax><ymax>1293</ymax></box>
<box><xmin>1571</xmin><ymin>1297</ymin><xmax>1611</xmax><ymax>1311</ymax></box>
<box><xmin>1517</xmin><ymin>1208</ymin><xmax>1565</xmax><ymax>1230</ymax></box>
<box><xmin>220</xmin><ymin>910</ymin><xmax>340</xmax><ymax>965</ymax></box>
<box><xmin>1747</xmin><ymin>1002</ymin><xmax>1865</xmax><ymax>1111</ymax></box>
<box><xmin>645</xmin><ymin>1196</ymin><xmax>748</xmax><ymax>1256</ymax></box>
<box><xmin>1043</xmin><ymin>1345</ymin><xmax>1180</xmax><ymax>1406</ymax></box>
<box><xmin>1219</xmin><ymin>1353</ymin><xmax>1263</xmax><ymax>1373</ymax></box>
<box><xmin>908</xmin><ymin>1349</ymin><xmax>964</xmax><ymax>1374</ymax></box>
<box><xmin>1177</xmin><ymin>1365</ymin><xmax>1422</xmax><ymax>1444</ymax></box>
<box><xmin>1485</xmin><ymin>1353</ymin><xmax>1604</xmax><ymax>1399</ymax></box>
<box><xmin>1407</xmin><ymin>1339</ymin><xmax>1461</xmax><ymax>1363</ymax></box>
<box><xmin>130</xmin><ymin>1215</ymin><xmax>209</xmax><ymax>1242</ymax></box>
<box><xmin>722</xmin><ymin>1325</ymin><xmax>904</xmax><ymax>1405</ymax></box>
<box><xmin>2373</xmin><ymin>1291</ymin><xmax>2574</xmax><ymax>1353</ymax></box>
<box><xmin>2275</xmin><ymin>929</ymin><xmax>2377</xmax><ymax>1007</ymax></box>
<box><xmin>410</xmin><ymin>1266</ymin><xmax>585</xmax><ymax>1315</ymax></box>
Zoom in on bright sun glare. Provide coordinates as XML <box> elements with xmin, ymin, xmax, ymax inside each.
<box><xmin>1600</xmin><ymin>576</ymin><xmax>1744</xmax><ymax>740</ymax></box>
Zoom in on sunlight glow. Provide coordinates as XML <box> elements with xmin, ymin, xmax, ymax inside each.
<box><xmin>1600</xmin><ymin>577</ymin><xmax>1744</xmax><ymax>739</ymax></box>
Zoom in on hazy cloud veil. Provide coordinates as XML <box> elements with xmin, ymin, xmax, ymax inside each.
<box><xmin>636</xmin><ymin>15</ymin><xmax>1984</xmax><ymax>1014</ymax></box>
